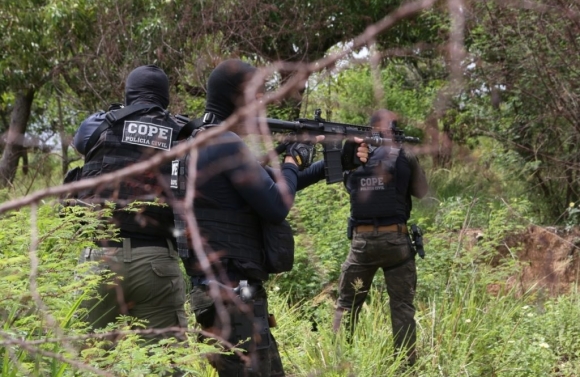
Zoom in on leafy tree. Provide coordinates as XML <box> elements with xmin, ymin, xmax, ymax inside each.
<box><xmin>0</xmin><ymin>0</ymin><xmax>444</xmax><ymax>189</ymax></box>
<box><xmin>0</xmin><ymin>0</ymin><xmax>97</xmax><ymax>187</ymax></box>
<box><xmin>456</xmin><ymin>1</ymin><xmax>580</xmax><ymax>220</ymax></box>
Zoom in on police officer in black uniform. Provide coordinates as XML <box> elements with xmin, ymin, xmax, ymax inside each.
<box><xmin>333</xmin><ymin>109</ymin><xmax>428</xmax><ymax>366</ymax></box>
<box><xmin>74</xmin><ymin>65</ymin><xmax>187</xmax><ymax>340</ymax></box>
<box><xmin>174</xmin><ymin>59</ymin><xmax>368</xmax><ymax>377</ymax></box>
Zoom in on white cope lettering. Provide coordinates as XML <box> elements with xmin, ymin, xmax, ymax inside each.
<box><xmin>359</xmin><ymin>176</ymin><xmax>386</xmax><ymax>191</ymax></box>
<box><xmin>126</xmin><ymin>122</ymin><xmax>169</xmax><ymax>139</ymax></box>
<box><xmin>360</xmin><ymin>177</ymin><xmax>384</xmax><ymax>186</ymax></box>
<box><xmin>122</xmin><ymin>120</ymin><xmax>173</xmax><ymax>151</ymax></box>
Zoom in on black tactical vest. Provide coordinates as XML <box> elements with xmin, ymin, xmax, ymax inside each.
<box><xmin>78</xmin><ymin>108</ymin><xmax>181</xmax><ymax>238</ymax></box>
<box><xmin>170</xmin><ymin>128</ymin><xmax>264</xmax><ymax>263</ymax></box>
<box><xmin>170</xmin><ymin>128</ymin><xmax>204</xmax><ymax>258</ymax></box>
<box><xmin>347</xmin><ymin>146</ymin><xmax>409</xmax><ymax>221</ymax></box>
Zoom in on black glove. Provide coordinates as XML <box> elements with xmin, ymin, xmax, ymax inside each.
<box><xmin>285</xmin><ymin>142</ymin><xmax>315</xmax><ymax>170</ymax></box>
<box><xmin>341</xmin><ymin>140</ymin><xmax>358</xmax><ymax>171</ymax></box>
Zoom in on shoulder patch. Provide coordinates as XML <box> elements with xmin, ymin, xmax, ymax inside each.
<box><xmin>122</xmin><ymin>120</ymin><xmax>173</xmax><ymax>150</ymax></box>
<box><xmin>170</xmin><ymin>160</ymin><xmax>179</xmax><ymax>189</ymax></box>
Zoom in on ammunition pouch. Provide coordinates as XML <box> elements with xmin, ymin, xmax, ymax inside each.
<box><xmin>262</xmin><ymin>219</ymin><xmax>295</xmax><ymax>273</ymax></box>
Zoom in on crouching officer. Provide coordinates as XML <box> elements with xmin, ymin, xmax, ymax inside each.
<box><xmin>333</xmin><ymin>109</ymin><xmax>429</xmax><ymax>366</ymax></box>
<box><xmin>74</xmin><ymin>65</ymin><xmax>187</xmax><ymax>342</ymax></box>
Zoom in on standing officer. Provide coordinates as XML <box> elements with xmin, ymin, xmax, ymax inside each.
<box><xmin>174</xmin><ymin>59</ymin><xmax>368</xmax><ymax>377</ymax></box>
<box><xmin>74</xmin><ymin>65</ymin><xmax>187</xmax><ymax>341</ymax></box>
<box><xmin>333</xmin><ymin>109</ymin><xmax>428</xmax><ymax>366</ymax></box>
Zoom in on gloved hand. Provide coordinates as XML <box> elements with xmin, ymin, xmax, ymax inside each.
<box><xmin>341</xmin><ymin>137</ymin><xmax>369</xmax><ymax>171</ymax></box>
<box><xmin>285</xmin><ymin>141</ymin><xmax>316</xmax><ymax>170</ymax></box>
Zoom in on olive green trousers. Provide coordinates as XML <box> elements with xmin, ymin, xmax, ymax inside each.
<box><xmin>80</xmin><ymin>238</ymin><xmax>187</xmax><ymax>340</ymax></box>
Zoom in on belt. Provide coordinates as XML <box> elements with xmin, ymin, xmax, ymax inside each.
<box><xmin>355</xmin><ymin>224</ymin><xmax>408</xmax><ymax>234</ymax></box>
<box><xmin>97</xmin><ymin>238</ymin><xmax>170</xmax><ymax>248</ymax></box>
<box><xmin>190</xmin><ymin>277</ymin><xmax>263</xmax><ymax>289</ymax></box>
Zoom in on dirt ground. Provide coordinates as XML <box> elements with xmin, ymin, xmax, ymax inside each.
<box><xmin>494</xmin><ymin>226</ymin><xmax>580</xmax><ymax>296</ymax></box>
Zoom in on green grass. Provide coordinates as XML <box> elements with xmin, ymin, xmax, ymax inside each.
<box><xmin>1</xmin><ymin>210</ymin><xmax>579</xmax><ymax>376</ymax></box>
<box><xmin>265</xmin><ymin>282</ymin><xmax>580</xmax><ymax>377</ymax></box>
<box><xmin>1</xmin><ymin>139</ymin><xmax>579</xmax><ymax>375</ymax></box>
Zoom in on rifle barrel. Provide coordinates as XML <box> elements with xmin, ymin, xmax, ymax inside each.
<box><xmin>401</xmin><ymin>136</ymin><xmax>421</xmax><ymax>144</ymax></box>
<box><xmin>263</xmin><ymin>117</ymin><xmax>421</xmax><ymax>145</ymax></box>
<box><xmin>264</xmin><ymin>118</ymin><xmax>302</xmax><ymax>130</ymax></box>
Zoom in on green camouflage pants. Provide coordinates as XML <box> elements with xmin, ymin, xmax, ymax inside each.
<box><xmin>334</xmin><ymin>229</ymin><xmax>417</xmax><ymax>364</ymax></box>
<box><xmin>79</xmin><ymin>238</ymin><xmax>187</xmax><ymax>340</ymax></box>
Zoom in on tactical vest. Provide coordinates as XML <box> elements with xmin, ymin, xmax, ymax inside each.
<box><xmin>170</xmin><ymin>123</ymin><xmax>264</xmax><ymax>263</ymax></box>
<box><xmin>347</xmin><ymin>146</ymin><xmax>409</xmax><ymax>221</ymax></box>
<box><xmin>78</xmin><ymin>106</ymin><xmax>181</xmax><ymax>238</ymax></box>
<box><xmin>171</xmin><ymin>125</ymin><xmax>206</xmax><ymax>257</ymax></box>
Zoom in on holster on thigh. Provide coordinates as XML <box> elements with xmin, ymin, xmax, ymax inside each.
<box><xmin>228</xmin><ymin>296</ymin><xmax>271</xmax><ymax>352</ymax></box>
<box><xmin>252</xmin><ymin>297</ymin><xmax>271</xmax><ymax>350</ymax></box>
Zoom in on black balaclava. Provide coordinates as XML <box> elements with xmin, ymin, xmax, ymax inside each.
<box><xmin>370</xmin><ymin>109</ymin><xmax>397</xmax><ymax>136</ymax></box>
<box><xmin>124</xmin><ymin>65</ymin><xmax>170</xmax><ymax>109</ymax></box>
<box><xmin>204</xmin><ymin>59</ymin><xmax>257</xmax><ymax>122</ymax></box>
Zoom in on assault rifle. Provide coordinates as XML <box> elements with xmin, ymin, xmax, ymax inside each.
<box><xmin>265</xmin><ymin>109</ymin><xmax>420</xmax><ymax>184</ymax></box>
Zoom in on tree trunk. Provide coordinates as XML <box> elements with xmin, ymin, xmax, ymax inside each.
<box><xmin>278</xmin><ymin>70</ymin><xmax>305</xmax><ymax>120</ymax></box>
<box><xmin>0</xmin><ymin>89</ymin><xmax>35</xmax><ymax>188</ymax></box>
<box><xmin>56</xmin><ymin>96</ymin><xmax>70</xmax><ymax>176</ymax></box>
<box><xmin>426</xmin><ymin>115</ymin><xmax>448</xmax><ymax>169</ymax></box>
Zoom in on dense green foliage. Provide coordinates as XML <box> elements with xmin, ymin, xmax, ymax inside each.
<box><xmin>2</xmin><ymin>0</ymin><xmax>580</xmax><ymax>375</ymax></box>
<box><xmin>2</xmin><ymin>176</ymin><xmax>580</xmax><ymax>375</ymax></box>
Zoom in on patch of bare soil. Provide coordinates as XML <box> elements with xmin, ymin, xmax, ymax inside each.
<box><xmin>496</xmin><ymin>225</ymin><xmax>580</xmax><ymax>296</ymax></box>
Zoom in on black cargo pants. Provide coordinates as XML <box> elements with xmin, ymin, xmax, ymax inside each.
<box><xmin>190</xmin><ymin>281</ymin><xmax>285</xmax><ymax>377</ymax></box>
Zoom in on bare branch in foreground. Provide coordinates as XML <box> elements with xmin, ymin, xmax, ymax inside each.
<box><xmin>0</xmin><ymin>0</ymin><xmax>438</xmax><ymax>215</ymax></box>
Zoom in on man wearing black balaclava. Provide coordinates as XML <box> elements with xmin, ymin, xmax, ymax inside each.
<box><xmin>175</xmin><ymin>59</ymin><xmax>368</xmax><ymax>377</ymax></box>
<box><xmin>334</xmin><ymin>109</ymin><xmax>428</xmax><ymax>367</ymax></box>
<box><xmin>73</xmin><ymin>65</ymin><xmax>187</xmax><ymax>345</ymax></box>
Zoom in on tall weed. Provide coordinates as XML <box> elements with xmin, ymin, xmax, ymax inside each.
<box><xmin>266</xmin><ymin>282</ymin><xmax>580</xmax><ymax>376</ymax></box>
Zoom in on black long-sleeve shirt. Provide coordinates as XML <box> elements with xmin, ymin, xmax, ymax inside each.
<box><xmin>189</xmin><ymin>131</ymin><xmax>327</xmax><ymax>281</ymax></box>
<box><xmin>194</xmin><ymin>131</ymin><xmax>326</xmax><ymax>223</ymax></box>
<box><xmin>196</xmin><ymin>131</ymin><xmax>298</xmax><ymax>223</ymax></box>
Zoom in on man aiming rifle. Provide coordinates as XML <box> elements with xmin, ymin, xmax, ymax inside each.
<box><xmin>263</xmin><ymin>109</ymin><xmax>420</xmax><ymax>183</ymax></box>
<box><xmin>332</xmin><ymin>108</ymin><xmax>429</xmax><ymax>367</ymax></box>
